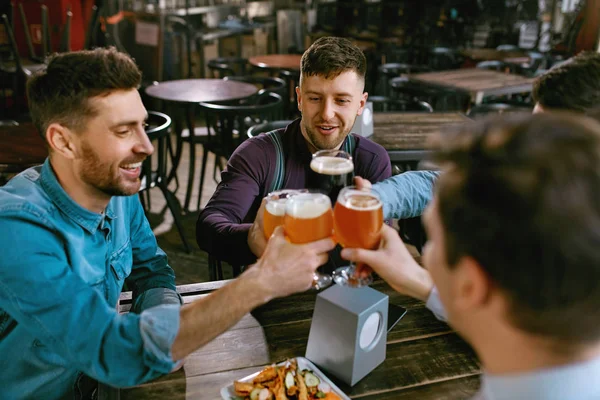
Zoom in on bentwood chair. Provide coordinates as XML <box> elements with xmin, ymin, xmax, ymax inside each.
<box><xmin>195</xmin><ymin>92</ymin><xmax>284</xmax><ymax>211</ymax></box>
<box><xmin>1</xmin><ymin>14</ymin><xmax>47</xmax><ymax>114</ymax></box>
<box><xmin>140</xmin><ymin>111</ymin><xmax>192</xmax><ymax>253</ymax></box>
<box><xmin>247</xmin><ymin>120</ymin><xmax>294</xmax><ymax>139</ymax></box>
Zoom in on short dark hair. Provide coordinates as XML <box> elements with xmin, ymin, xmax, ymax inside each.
<box><xmin>532</xmin><ymin>51</ymin><xmax>600</xmax><ymax>113</ymax></box>
<box><xmin>301</xmin><ymin>36</ymin><xmax>367</xmax><ymax>83</ymax></box>
<box><xmin>26</xmin><ymin>47</ymin><xmax>142</xmax><ymax>138</ymax></box>
<box><xmin>433</xmin><ymin>113</ymin><xmax>600</xmax><ymax>344</ymax></box>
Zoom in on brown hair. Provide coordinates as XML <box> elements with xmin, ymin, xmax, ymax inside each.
<box><xmin>433</xmin><ymin>113</ymin><xmax>600</xmax><ymax>343</ymax></box>
<box><xmin>300</xmin><ymin>36</ymin><xmax>366</xmax><ymax>83</ymax></box>
<box><xmin>26</xmin><ymin>47</ymin><xmax>142</xmax><ymax>138</ymax></box>
<box><xmin>533</xmin><ymin>51</ymin><xmax>600</xmax><ymax>113</ymax></box>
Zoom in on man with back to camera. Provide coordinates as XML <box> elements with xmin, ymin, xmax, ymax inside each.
<box><xmin>368</xmin><ymin>51</ymin><xmax>600</xmax><ymax>222</ymax></box>
<box><xmin>344</xmin><ymin>113</ymin><xmax>600</xmax><ymax>399</ymax></box>
<box><xmin>0</xmin><ymin>47</ymin><xmax>335</xmax><ymax>399</ymax></box>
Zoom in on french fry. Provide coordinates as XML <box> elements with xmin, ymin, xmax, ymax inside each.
<box><xmin>296</xmin><ymin>372</ymin><xmax>309</xmax><ymax>400</ymax></box>
<box><xmin>233</xmin><ymin>380</ymin><xmax>255</xmax><ymax>396</ymax></box>
<box><xmin>253</xmin><ymin>366</ymin><xmax>278</xmax><ymax>384</ymax></box>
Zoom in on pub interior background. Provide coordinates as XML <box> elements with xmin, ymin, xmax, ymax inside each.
<box><xmin>2</xmin><ymin>0</ymin><xmax>600</xmax><ymax>282</ymax></box>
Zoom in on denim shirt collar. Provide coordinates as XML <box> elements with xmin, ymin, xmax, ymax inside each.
<box><xmin>39</xmin><ymin>158</ymin><xmax>116</xmax><ymax>233</ymax></box>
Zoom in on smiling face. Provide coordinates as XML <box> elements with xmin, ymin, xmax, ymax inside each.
<box><xmin>296</xmin><ymin>70</ymin><xmax>368</xmax><ymax>152</ymax></box>
<box><xmin>72</xmin><ymin>89</ymin><xmax>153</xmax><ymax>199</ymax></box>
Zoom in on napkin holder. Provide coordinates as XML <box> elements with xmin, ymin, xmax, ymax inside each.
<box><xmin>305</xmin><ymin>284</ymin><xmax>388</xmax><ymax>386</ymax></box>
<box><xmin>351</xmin><ymin>101</ymin><xmax>373</xmax><ymax>137</ymax></box>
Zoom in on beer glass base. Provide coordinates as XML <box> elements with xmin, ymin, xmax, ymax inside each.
<box><xmin>312</xmin><ymin>273</ymin><xmax>333</xmax><ymax>290</ymax></box>
<box><xmin>332</xmin><ymin>266</ymin><xmax>373</xmax><ymax>288</ymax></box>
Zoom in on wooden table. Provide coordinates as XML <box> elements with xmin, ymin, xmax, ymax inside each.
<box><xmin>0</xmin><ymin>122</ymin><xmax>47</xmax><ymax>175</ymax></box>
<box><xmin>107</xmin><ymin>279</ymin><xmax>481</xmax><ymax>399</ymax></box>
<box><xmin>371</xmin><ymin>112</ymin><xmax>471</xmax><ymax>163</ymax></box>
<box><xmin>145</xmin><ymin>79</ymin><xmax>258</xmax><ymax>104</ymax></box>
<box><xmin>410</xmin><ymin>69</ymin><xmax>535</xmax><ymax>104</ymax></box>
<box><xmin>145</xmin><ymin>79</ymin><xmax>258</xmax><ymax>212</ymax></box>
<box><xmin>249</xmin><ymin>54</ymin><xmax>302</xmax><ymax>71</ymax></box>
<box><xmin>461</xmin><ymin>48</ymin><xmax>530</xmax><ymax>65</ymax></box>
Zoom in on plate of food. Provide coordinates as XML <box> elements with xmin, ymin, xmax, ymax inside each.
<box><xmin>220</xmin><ymin>357</ymin><xmax>350</xmax><ymax>400</ymax></box>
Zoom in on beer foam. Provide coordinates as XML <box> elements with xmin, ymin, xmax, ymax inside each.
<box><xmin>287</xmin><ymin>195</ymin><xmax>331</xmax><ymax>219</ymax></box>
<box><xmin>342</xmin><ymin>192</ymin><xmax>382</xmax><ymax>211</ymax></box>
<box><xmin>266</xmin><ymin>199</ymin><xmax>286</xmax><ymax>216</ymax></box>
<box><xmin>310</xmin><ymin>156</ymin><xmax>354</xmax><ymax>175</ymax></box>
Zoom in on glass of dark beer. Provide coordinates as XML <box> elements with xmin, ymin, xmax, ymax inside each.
<box><xmin>332</xmin><ymin>186</ymin><xmax>383</xmax><ymax>287</ymax></box>
<box><xmin>310</xmin><ymin>150</ymin><xmax>354</xmax><ymax>203</ymax></box>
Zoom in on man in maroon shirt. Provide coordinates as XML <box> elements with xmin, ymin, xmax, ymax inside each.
<box><xmin>196</xmin><ymin>37</ymin><xmax>392</xmax><ymax>267</ymax></box>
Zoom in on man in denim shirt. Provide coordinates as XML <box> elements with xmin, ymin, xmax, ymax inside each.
<box><xmin>0</xmin><ymin>48</ymin><xmax>335</xmax><ymax>399</ymax></box>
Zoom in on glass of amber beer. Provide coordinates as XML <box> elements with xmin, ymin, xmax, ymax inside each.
<box><xmin>310</xmin><ymin>150</ymin><xmax>354</xmax><ymax>203</ymax></box>
<box><xmin>284</xmin><ymin>192</ymin><xmax>334</xmax><ymax>289</ymax></box>
<box><xmin>263</xmin><ymin>189</ymin><xmax>306</xmax><ymax>239</ymax></box>
<box><xmin>332</xmin><ymin>186</ymin><xmax>383</xmax><ymax>287</ymax></box>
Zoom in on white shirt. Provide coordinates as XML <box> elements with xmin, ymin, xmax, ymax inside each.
<box><xmin>425</xmin><ymin>287</ymin><xmax>600</xmax><ymax>400</ymax></box>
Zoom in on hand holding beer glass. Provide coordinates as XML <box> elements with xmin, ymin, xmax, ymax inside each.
<box><xmin>283</xmin><ymin>192</ymin><xmax>334</xmax><ymax>290</ymax></box>
<box><xmin>333</xmin><ymin>186</ymin><xmax>384</xmax><ymax>287</ymax></box>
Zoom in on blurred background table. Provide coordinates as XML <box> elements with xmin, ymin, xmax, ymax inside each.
<box><xmin>249</xmin><ymin>54</ymin><xmax>302</xmax><ymax>71</ymax></box>
<box><xmin>102</xmin><ymin>277</ymin><xmax>481</xmax><ymax>400</ymax></box>
<box><xmin>145</xmin><ymin>79</ymin><xmax>258</xmax><ymax>212</ymax></box>
<box><xmin>371</xmin><ymin>112</ymin><xmax>470</xmax><ymax>169</ymax></box>
<box><xmin>410</xmin><ymin>69</ymin><xmax>535</xmax><ymax>104</ymax></box>
<box><xmin>0</xmin><ymin>122</ymin><xmax>47</xmax><ymax>183</ymax></box>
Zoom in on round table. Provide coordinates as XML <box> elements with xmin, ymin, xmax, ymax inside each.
<box><xmin>145</xmin><ymin>79</ymin><xmax>258</xmax><ymax>104</ymax></box>
<box><xmin>249</xmin><ymin>54</ymin><xmax>302</xmax><ymax>71</ymax></box>
<box><xmin>145</xmin><ymin>79</ymin><xmax>259</xmax><ymax>212</ymax></box>
<box><xmin>0</xmin><ymin>123</ymin><xmax>47</xmax><ymax>175</ymax></box>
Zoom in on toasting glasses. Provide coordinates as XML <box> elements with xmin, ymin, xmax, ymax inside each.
<box><xmin>332</xmin><ymin>186</ymin><xmax>383</xmax><ymax>288</ymax></box>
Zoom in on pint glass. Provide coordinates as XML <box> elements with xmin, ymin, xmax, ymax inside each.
<box><xmin>310</xmin><ymin>149</ymin><xmax>354</xmax><ymax>203</ymax></box>
<box><xmin>284</xmin><ymin>192</ymin><xmax>334</xmax><ymax>289</ymax></box>
<box><xmin>333</xmin><ymin>186</ymin><xmax>383</xmax><ymax>287</ymax></box>
<box><xmin>263</xmin><ymin>189</ymin><xmax>306</xmax><ymax>239</ymax></box>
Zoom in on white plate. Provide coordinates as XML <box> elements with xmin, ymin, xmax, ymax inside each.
<box><xmin>220</xmin><ymin>357</ymin><xmax>350</xmax><ymax>400</ymax></box>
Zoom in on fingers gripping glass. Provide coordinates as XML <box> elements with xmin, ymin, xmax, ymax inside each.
<box><xmin>333</xmin><ymin>186</ymin><xmax>383</xmax><ymax>288</ymax></box>
<box><xmin>283</xmin><ymin>192</ymin><xmax>334</xmax><ymax>290</ymax></box>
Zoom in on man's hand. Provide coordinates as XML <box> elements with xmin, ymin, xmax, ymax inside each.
<box><xmin>251</xmin><ymin>226</ymin><xmax>335</xmax><ymax>300</ymax></box>
<box><xmin>248</xmin><ymin>199</ymin><xmax>268</xmax><ymax>257</ymax></box>
<box><xmin>341</xmin><ymin>225</ymin><xmax>434</xmax><ymax>301</ymax></box>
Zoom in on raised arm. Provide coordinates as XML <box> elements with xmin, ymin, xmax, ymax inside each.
<box><xmin>171</xmin><ymin>227</ymin><xmax>335</xmax><ymax>360</ymax></box>
<box><xmin>371</xmin><ymin>171</ymin><xmax>440</xmax><ymax>220</ymax></box>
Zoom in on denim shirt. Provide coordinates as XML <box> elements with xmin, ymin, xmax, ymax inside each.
<box><xmin>371</xmin><ymin>171</ymin><xmax>439</xmax><ymax>220</ymax></box>
<box><xmin>0</xmin><ymin>160</ymin><xmax>182</xmax><ymax>399</ymax></box>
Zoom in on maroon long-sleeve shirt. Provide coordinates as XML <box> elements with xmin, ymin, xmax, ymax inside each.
<box><xmin>196</xmin><ymin>119</ymin><xmax>392</xmax><ymax>266</ymax></box>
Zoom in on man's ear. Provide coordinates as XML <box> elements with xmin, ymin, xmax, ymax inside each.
<box><xmin>46</xmin><ymin>123</ymin><xmax>78</xmax><ymax>159</ymax></box>
<box><xmin>451</xmin><ymin>256</ymin><xmax>493</xmax><ymax>312</ymax></box>
<box><xmin>295</xmin><ymin>86</ymin><xmax>302</xmax><ymax>111</ymax></box>
<box><xmin>357</xmin><ymin>91</ymin><xmax>368</xmax><ymax>115</ymax></box>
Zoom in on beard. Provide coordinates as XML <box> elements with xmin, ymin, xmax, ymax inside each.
<box><xmin>79</xmin><ymin>142</ymin><xmax>142</xmax><ymax>197</ymax></box>
<box><xmin>302</xmin><ymin>119</ymin><xmax>353</xmax><ymax>151</ymax></box>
